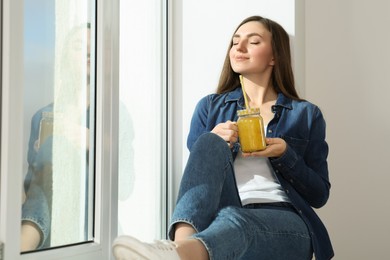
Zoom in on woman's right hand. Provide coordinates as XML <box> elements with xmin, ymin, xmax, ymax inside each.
<box><xmin>211</xmin><ymin>120</ymin><xmax>238</xmax><ymax>148</ymax></box>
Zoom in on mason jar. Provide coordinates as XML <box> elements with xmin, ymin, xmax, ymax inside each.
<box><xmin>38</xmin><ymin>111</ymin><xmax>54</xmax><ymax>148</ymax></box>
<box><xmin>237</xmin><ymin>108</ymin><xmax>266</xmax><ymax>152</ymax></box>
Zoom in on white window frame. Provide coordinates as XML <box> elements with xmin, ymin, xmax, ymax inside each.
<box><xmin>0</xmin><ymin>0</ymin><xmax>120</xmax><ymax>259</ymax></box>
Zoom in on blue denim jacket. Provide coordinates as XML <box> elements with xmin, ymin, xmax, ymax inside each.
<box><xmin>187</xmin><ymin>87</ymin><xmax>334</xmax><ymax>260</ymax></box>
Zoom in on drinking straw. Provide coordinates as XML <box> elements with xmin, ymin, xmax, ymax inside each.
<box><xmin>239</xmin><ymin>75</ymin><xmax>250</xmax><ymax>109</ymax></box>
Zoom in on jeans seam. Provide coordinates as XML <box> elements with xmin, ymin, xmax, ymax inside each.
<box><xmin>192</xmin><ymin>236</ymin><xmax>214</xmax><ymax>260</ymax></box>
<box><xmin>252</xmin><ymin>229</ymin><xmax>311</xmax><ymax>239</ymax></box>
<box><xmin>168</xmin><ymin>218</ymin><xmax>200</xmax><ymax>240</ymax></box>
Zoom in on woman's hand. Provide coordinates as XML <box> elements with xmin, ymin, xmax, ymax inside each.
<box><xmin>61</xmin><ymin>122</ymin><xmax>90</xmax><ymax>150</ymax></box>
<box><xmin>242</xmin><ymin>137</ymin><xmax>287</xmax><ymax>158</ymax></box>
<box><xmin>211</xmin><ymin>120</ymin><xmax>238</xmax><ymax>148</ymax></box>
<box><xmin>54</xmin><ymin>109</ymin><xmax>90</xmax><ymax>150</ymax></box>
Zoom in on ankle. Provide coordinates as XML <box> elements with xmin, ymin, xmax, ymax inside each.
<box><xmin>175</xmin><ymin>239</ymin><xmax>209</xmax><ymax>260</ymax></box>
<box><xmin>174</xmin><ymin>223</ymin><xmax>197</xmax><ymax>241</ymax></box>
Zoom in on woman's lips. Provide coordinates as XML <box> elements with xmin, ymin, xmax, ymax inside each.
<box><xmin>234</xmin><ymin>55</ymin><xmax>249</xmax><ymax>61</ymax></box>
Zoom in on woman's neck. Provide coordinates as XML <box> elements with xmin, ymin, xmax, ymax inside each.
<box><xmin>242</xmin><ymin>77</ymin><xmax>277</xmax><ymax>108</ymax></box>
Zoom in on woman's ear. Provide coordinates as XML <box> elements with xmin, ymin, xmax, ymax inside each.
<box><xmin>269</xmin><ymin>57</ymin><xmax>275</xmax><ymax>66</ymax></box>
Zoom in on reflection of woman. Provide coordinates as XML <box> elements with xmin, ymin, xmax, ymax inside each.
<box><xmin>21</xmin><ymin>23</ymin><xmax>135</xmax><ymax>251</ymax></box>
<box><xmin>113</xmin><ymin>16</ymin><xmax>334</xmax><ymax>260</ymax></box>
<box><xmin>21</xmin><ymin>24</ymin><xmax>91</xmax><ymax>251</ymax></box>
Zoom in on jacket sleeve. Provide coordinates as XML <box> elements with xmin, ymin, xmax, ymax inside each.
<box><xmin>270</xmin><ymin>106</ymin><xmax>331</xmax><ymax>208</ymax></box>
<box><xmin>187</xmin><ymin>96</ymin><xmax>210</xmax><ymax>151</ymax></box>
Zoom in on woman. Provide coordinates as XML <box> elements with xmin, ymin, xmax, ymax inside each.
<box><xmin>113</xmin><ymin>15</ymin><xmax>334</xmax><ymax>260</ymax></box>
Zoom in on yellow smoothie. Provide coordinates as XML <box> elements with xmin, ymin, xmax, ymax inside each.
<box><xmin>237</xmin><ymin>108</ymin><xmax>266</xmax><ymax>152</ymax></box>
<box><xmin>38</xmin><ymin>112</ymin><xmax>54</xmax><ymax>148</ymax></box>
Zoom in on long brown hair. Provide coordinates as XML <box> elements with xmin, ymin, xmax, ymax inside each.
<box><xmin>216</xmin><ymin>16</ymin><xmax>301</xmax><ymax>100</ymax></box>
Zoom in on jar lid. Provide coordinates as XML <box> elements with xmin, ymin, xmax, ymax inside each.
<box><xmin>42</xmin><ymin>111</ymin><xmax>54</xmax><ymax>119</ymax></box>
<box><xmin>237</xmin><ymin>107</ymin><xmax>260</xmax><ymax>116</ymax></box>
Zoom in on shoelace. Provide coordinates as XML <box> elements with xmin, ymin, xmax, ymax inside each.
<box><xmin>150</xmin><ymin>240</ymin><xmax>178</xmax><ymax>251</ymax></box>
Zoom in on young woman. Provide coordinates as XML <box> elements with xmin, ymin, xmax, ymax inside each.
<box><xmin>113</xmin><ymin>15</ymin><xmax>334</xmax><ymax>260</ymax></box>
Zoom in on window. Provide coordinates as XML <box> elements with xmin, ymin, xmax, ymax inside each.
<box><xmin>21</xmin><ymin>0</ymin><xmax>96</xmax><ymax>252</ymax></box>
<box><xmin>1</xmin><ymin>0</ymin><xmax>117</xmax><ymax>258</ymax></box>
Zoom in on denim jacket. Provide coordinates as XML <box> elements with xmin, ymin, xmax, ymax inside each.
<box><xmin>187</xmin><ymin>87</ymin><xmax>334</xmax><ymax>260</ymax></box>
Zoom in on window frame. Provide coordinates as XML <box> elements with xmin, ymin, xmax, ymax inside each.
<box><xmin>0</xmin><ymin>0</ymin><xmax>120</xmax><ymax>259</ymax></box>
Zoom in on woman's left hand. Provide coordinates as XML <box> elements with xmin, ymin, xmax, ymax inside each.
<box><xmin>242</xmin><ymin>137</ymin><xmax>287</xmax><ymax>158</ymax></box>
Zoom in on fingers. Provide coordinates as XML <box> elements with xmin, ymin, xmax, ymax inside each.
<box><xmin>211</xmin><ymin>121</ymin><xmax>238</xmax><ymax>144</ymax></box>
<box><xmin>265</xmin><ymin>137</ymin><xmax>281</xmax><ymax>145</ymax></box>
<box><xmin>225</xmin><ymin>121</ymin><xmax>238</xmax><ymax>143</ymax></box>
<box><xmin>241</xmin><ymin>138</ymin><xmax>287</xmax><ymax>158</ymax></box>
<box><xmin>226</xmin><ymin>120</ymin><xmax>238</xmax><ymax>132</ymax></box>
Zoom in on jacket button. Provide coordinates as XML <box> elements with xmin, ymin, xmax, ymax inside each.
<box><xmin>268</xmin><ymin>129</ymin><xmax>273</xmax><ymax>133</ymax></box>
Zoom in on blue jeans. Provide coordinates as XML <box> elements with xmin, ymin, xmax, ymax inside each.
<box><xmin>168</xmin><ymin>133</ymin><xmax>313</xmax><ymax>260</ymax></box>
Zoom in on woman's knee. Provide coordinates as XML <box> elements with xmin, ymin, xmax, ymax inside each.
<box><xmin>192</xmin><ymin>133</ymin><xmax>232</xmax><ymax>157</ymax></box>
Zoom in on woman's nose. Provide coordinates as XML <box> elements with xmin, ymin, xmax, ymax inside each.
<box><xmin>235</xmin><ymin>41</ymin><xmax>246</xmax><ymax>52</ymax></box>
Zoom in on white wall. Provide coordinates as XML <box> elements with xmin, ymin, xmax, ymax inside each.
<box><xmin>305</xmin><ymin>1</ymin><xmax>390</xmax><ymax>259</ymax></box>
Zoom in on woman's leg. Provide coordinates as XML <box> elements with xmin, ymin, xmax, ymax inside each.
<box><xmin>169</xmin><ymin>133</ymin><xmax>241</xmax><ymax>240</ymax></box>
<box><xmin>174</xmin><ymin>223</ymin><xmax>196</xmax><ymax>241</ymax></box>
<box><xmin>175</xmin><ymin>239</ymin><xmax>209</xmax><ymax>260</ymax></box>
<box><xmin>112</xmin><ymin>133</ymin><xmax>241</xmax><ymax>260</ymax></box>
<box><xmin>112</xmin><ymin>133</ymin><xmax>312</xmax><ymax>259</ymax></box>
<box><xmin>193</xmin><ymin>205</ymin><xmax>312</xmax><ymax>260</ymax></box>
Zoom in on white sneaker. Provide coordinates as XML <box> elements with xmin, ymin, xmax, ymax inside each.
<box><xmin>112</xmin><ymin>235</ymin><xmax>181</xmax><ymax>260</ymax></box>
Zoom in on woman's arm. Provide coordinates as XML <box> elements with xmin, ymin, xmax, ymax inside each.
<box><xmin>244</xmin><ymin>106</ymin><xmax>330</xmax><ymax>208</ymax></box>
<box><xmin>270</xmin><ymin>107</ymin><xmax>330</xmax><ymax>208</ymax></box>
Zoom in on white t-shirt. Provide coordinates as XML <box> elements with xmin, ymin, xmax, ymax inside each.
<box><xmin>234</xmin><ymin>151</ymin><xmax>290</xmax><ymax>206</ymax></box>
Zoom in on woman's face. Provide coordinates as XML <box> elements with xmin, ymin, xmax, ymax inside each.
<box><xmin>69</xmin><ymin>27</ymin><xmax>91</xmax><ymax>77</ymax></box>
<box><xmin>229</xmin><ymin>21</ymin><xmax>274</xmax><ymax>76</ymax></box>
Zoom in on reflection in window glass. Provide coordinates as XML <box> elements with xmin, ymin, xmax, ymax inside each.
<box><xmin>21</xmin><ymin>0</ymin><xmax>95</xmax><ymax>252</ymax></box>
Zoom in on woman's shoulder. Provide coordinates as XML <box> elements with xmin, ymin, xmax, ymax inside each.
<box><xmin>277</xmin><ymin>93</ymin><xmax>325</xmax><ymax>118</ymax></box>
<box><xmin>293</xmin><ymin>98</ymin><xmax>318</xmax><ymax>109</ymax></box>
<box><xmin>296</xmin><ymin>98</ymin><xmax>323</xmax><ymax>112</ymax></box>
<box><xmin>34</xmin><ymin>103</ymin><xmax>54</xmax><ymax>114</ymax></box>
<box><xmin>290</xmin><ymin>97</ymin><xmax>326</xmax><ymax>120</ymax></box>
<box><xmin>277</xmin><ymin>93</ymin><xmax>320</xmax><ymax>110</ymax></box>
<box><xmin>31</xmin><ymin>103</ymin><xmax>54</xmax><ymax>122</ymax></box>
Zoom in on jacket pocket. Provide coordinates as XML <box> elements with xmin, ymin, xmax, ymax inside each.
<box><xmin>281</xmin><ymin>135</ymin><xmax>309</xmax><ymax>156</ymax></box>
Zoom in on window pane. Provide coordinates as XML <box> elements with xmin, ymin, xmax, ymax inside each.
<box><xmin>118</xmin><ymin>0</ymin><xmax>165</xmax><ymax>240</ymax></box>
<box><xmin>21</xmin><ymin>0</ymin><xmax>96</xmax><ymax>252</ymax></box>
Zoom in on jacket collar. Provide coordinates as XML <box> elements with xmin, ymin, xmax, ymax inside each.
<box><xmin>225</xmin><ymin>87</ymin><xmax>293</xmax><ymax>110</ymax></box>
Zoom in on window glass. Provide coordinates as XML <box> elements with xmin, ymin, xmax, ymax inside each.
<box><xmin>118</xmin><ymin>0</ymin><xmax>165</xmax><ymax>240</ymax></box>
<box><xmin>21</xmin><ymin>0</ymin><xmax>96</xmax><ymax>252</ymax></box>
